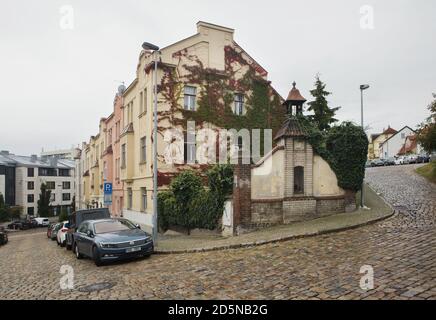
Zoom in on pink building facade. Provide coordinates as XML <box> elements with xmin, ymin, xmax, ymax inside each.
<box><xmin>103</xmin><ymin>88</ymin><xmax>124</xmax><ymax>216</ymax></box>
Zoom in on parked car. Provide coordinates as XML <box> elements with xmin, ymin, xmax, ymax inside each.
<box><xmin>56</xmin><ymin>221</ymin><xmax>71</xmax><ymax>247</ymax></box>
<box><xmin>365</xmin><ymin>160</ymin><xmax>372</xmax><ymax>168</ymax></box>
<box><xmin>73</xmin><ymin>218</ymin><xmax>153</xmax><ymax>266</ymax></box>
<box><xmin>47</xmin><ymin>223</ymin><xmax>56</xmax><ymax>238</ymax></box>
<box><xmin>27</xmin><ymin>218</ymin><xmax>39</xmax><ymax>228</ymax></box>
<box><xmin>417</xmin><ymin>154</ymin><xmax>430</xmax><ymax>163</ymax></box>
<box><xmin>7</xmin><ymin>220</ymin><xmax>31</xmax><ymax>230</ymax></box>
<box><xmin>408</xmin><ymin>155</ymin><xmax>418</xmax><ymax>164</ymax></box>
<box><xmin>394</xmin><ymin>156</ymin><xmax>405</xmax><ymax>165</ymax></box>
<box><xmin>65</xmin><ymin>208</ymin><xmax>111</xmax><ymax>250</ymax></box>
<box><xmin>371</xmin><ymin>159</ymin><xmax>385</xmax><ymax>167</ymax></box>
<box><xmin>50</xmin><ymin>223</ymin><xmax>62</xmax><ymax>241</ymax></box>
<box><xmin>0</xmin><ymin>228</ymin><xmax>8</xmax><ymax>245</ymax></box>
<box><xmin>34</xmin><ymin>217</ymin><xmax>50</xmax><ymax>227</ymax></box>
<box><xmin>383</xmin><ymin>157</ymin><xmax>396</xmax><ymax>166</ymax></box>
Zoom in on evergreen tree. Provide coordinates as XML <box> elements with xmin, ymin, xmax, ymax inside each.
<box><xmin>307</xmin><ymin>75</ymin><xmax>340</xmax><ymax>131</ymax></box>
<box><xmin>37</xmin><ymin>182</ymin><xmax>52</xmax><ymax>217</ymax></box>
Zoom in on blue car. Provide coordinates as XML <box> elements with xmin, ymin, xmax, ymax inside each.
<box><xmin>73</xmin><ymin>218</ymin><xmax>153</xmax><ymax>266</ymax></box>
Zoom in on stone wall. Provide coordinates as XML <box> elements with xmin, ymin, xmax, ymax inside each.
<box><xmin>316</xmin><ymin>197</ymin><xmax>345</xmax><ymax>216</ymax></box>
<box><xmin>283</xmin><ymin>198</ymin><xmax>317</xmax><ymax>223</ymax></box>
<box><xmin>251</xmin><ymin>201</ymin><xmax>283</xmax><ymax>225</ymax></box>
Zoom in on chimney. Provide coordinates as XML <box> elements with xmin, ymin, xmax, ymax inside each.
<box><xmin>30</xmin><ymin>154</ymin><xmax>38</xmax><ymax>162</ymax></box>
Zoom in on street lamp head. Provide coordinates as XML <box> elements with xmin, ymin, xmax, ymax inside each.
<box><xmin>142</xmin><ymin>42</ymin><xmax>160</xmax><ymax>51</ymax></box>
<box><xmin>360</xmin><ymin>84</ymin><xmax>370</xmax><ymax>90</ymax></box>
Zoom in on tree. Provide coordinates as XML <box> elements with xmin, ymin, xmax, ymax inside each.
<box><xmin>71</xmin><ymin>195</ymin><xmax>76</xmax><ymax>213</ymax></box>
<box><xmin>307</xmin><ymin>75</ymin><xmax>340</xmax><ymax>131</ymax></box>
<box><xmin>417</xmin><ymin>94</ymin><xmax>436</xmax><ymax>154</ymax></box>
<box><xmin>37</xmin><ymin>182</ymin><xmax>52</xmax><ymax>217</ymax></box>
<box><xmin>58</xmin><ymin>206</ymin><xmax>68</xmax><ymax>222</ymax></box>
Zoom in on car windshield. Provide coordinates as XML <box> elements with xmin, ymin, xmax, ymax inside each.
<box><xmin>94</xmin><ymin>220</ymin><xmax>136</xmax><ymax>234</ymax></box>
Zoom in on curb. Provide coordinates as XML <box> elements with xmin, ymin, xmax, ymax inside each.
<box><xmin>154</xmin><ymin>184</ymin><xmax>396</xmax><ymax>254</ymax></box>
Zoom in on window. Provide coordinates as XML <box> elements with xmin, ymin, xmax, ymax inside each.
<box><xmin>294</xmin><ymin>166</ymin><xmax>304</xmax><ymax>195</ymax></box>
<box><xmin>50</xmin><ymin>193</ymin><xmax>55</xmax><ymax>202</ymax></box>
<box><xmin>108</xmin><ymin>128</ymin><xmax>112</xmax><ymax>146</ymax></box>
<box><xmin>127</xmin><ymin>188</ymin><xmax>132</xmax><ymax>209</ymax></box>
<box><xmin>62</xmin><ymin>193</ymin><xmax>71</xmax><ymax>201</ymax></box>
<box><xmin>115</xmin><ymin>121</ymin><xmax>120</xmax><ymax>139</ymax></box>
<box><xmin>184</xmin><ymin>132</ymin><xmax>196</xmax><ymax>164</ymax></box>
<box><xmin>39</xmin><ymin>168</ymin><xmax>57</xmax><ymax>176</ymax></box>
<box><xmin>62</xmin><ymin>181</ymin><xmax>70</xmax><ymax>189</ymax></box>
<box><xmin>121</xmin><ymin>144</ymin><xmax>126</xmax><ymax>168</ymax></box>
<box><xmin>140</xmin><ymin>89</ymin><xmax>147</xmax><ymax>114</ymax></box>
<box><xmin>141</xmin><ymin>188</ymin><xmax>147</xmax><ymax>212</ymax></box>
<box><xmin>116</xmin><ymin>158</ymin><xmax>120</xmax><ymax>179</ymax></box>
<box><xmin>27</xmin><ymin>207</ymin><xmax>34</xmax><ymax>215</ymax></box>
<box><xmin>140</xmin><ymin>137</ymin><xmax>146</xmax><ymax>163</ymax></box>
<box><xmin>27</xmin><ymin>181</ymin><xmax>34</xmax><ymax>190</ymax></box>
<box><xmin>59</xmin><ymin>169</ymin><xmax>70</xmax><ymax>176</ymax></box>
<box><xmin>46</xmin><ymin>181</ymin><xmax>55</xmax><ymax>190</ymax></box>
<box><xmin>234</xmin><ymin>93</ymin><xmax>244</xmax><ymax>115</ymax></box>
<box><xmin>184</xmin><ymin>86</ymin><xmax>196</xmax><ymax>111</ymax></box>
<box><xmin>27</xmin><ymin>194</ymin><xmax>34</xmax><ymax>203</ymax></box>
<box><xmin>401</xmin><ymin>133</ymin><xmax>406</xmax><ymax>139</ymax></box>
<box><xmin>27</xmin><ymin>168</ymin><xmax>34</xmax><ymax>177</ymax></box>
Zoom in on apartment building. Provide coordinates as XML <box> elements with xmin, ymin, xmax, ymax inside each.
<box><xmin>0</xmin><ymin>151</ymin><xmax>75</xmax><ymax>216</ymax></box>
<box><xmin>118</xmin><ymin>21</ymin><xmax>285</xmax><ymax>230</ymax></box>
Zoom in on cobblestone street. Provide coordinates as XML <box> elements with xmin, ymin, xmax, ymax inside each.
<box><xmin>0</xmin><ymin>164</ymin><xmax>434</xmax><ymax>300</ymax></box>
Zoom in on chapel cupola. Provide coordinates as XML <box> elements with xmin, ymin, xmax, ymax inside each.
<box><xmin>284</xmin><ymin>82</ymin><xmax>307</xmax><ymax>115</ymax></box>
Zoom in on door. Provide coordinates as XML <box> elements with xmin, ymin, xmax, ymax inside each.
<box><xmin>81</xmin><ymin>223</ymin><xmax>95</xmax><ymax>257</ymax></box>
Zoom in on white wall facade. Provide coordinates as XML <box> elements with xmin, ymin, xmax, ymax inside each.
<box><xmin>380</xmin><ymin>127</ymin><xmax>415</xmax><ymax>158</ymax></box>
<box><xmin>15</xmin><ymin>166</ymin><xmax>76</xmax><ymax>216</ymax></box>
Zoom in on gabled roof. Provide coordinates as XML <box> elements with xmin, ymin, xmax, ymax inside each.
<box><xmin>379</xmin><ymin>126</ymin><xmax>416</xmax><ymax>147</ymax></box>
<box><xmin>382</xmin><ymin>126</ymin><xmax>397</xmax><ymax>135</ymax></box>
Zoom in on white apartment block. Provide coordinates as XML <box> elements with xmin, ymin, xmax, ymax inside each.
<box><xmin>3</xmin><ymin>153</ymin><xmax>75</xmax><ymax>216</ymax></box>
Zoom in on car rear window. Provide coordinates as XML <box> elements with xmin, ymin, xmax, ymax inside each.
<box><xmin>94</xmin><ymin>220</ymin><xmax>135</xmax><ymax>234</ymax></box>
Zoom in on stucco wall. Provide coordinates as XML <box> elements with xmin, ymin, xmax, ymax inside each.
<box><xmin>251</xmin><ymin>149</ymin><xmax>284</xmax><ymax>199</ymax></box>
<box><xmin>313</xmin><ymin>155</ymin><xmax>345</xmax><ymax>197</ymax></box>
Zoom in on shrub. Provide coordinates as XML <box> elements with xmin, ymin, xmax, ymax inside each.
<box><xmin>158</xmin><ymin>165</ymin><xmax>234</xmax><ymax>233</ymax></box>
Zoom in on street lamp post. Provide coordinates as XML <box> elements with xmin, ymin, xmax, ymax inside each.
<box><xmin>360</xmin><ymin>84</ymin><xmax>370</xmax><ymax>208</ymax></box>
<box><xmin>142</xmin><ymin>42</ymin><xmax>160</xmax><ymax>244</ymax></box>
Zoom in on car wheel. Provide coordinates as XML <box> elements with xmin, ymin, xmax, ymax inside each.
<box><xmin>92</xmin><ymin>246</ymin><xmax>102</xmax><ymax>267</ymax></box>
<box><xmin>74</xmin><ymin>243</ymin><xmax>83</xmax><ymax>259</ymax></box>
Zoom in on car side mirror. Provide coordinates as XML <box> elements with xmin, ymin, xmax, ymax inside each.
<box><xmin>87</xmin><ymin>230</ymin><xmax>94</xmax><ymax>237</ymax></box>
<box><xmin>135</xmin><ymin>224</ymin><xmax>141</xmax><ymax>229</ymax></box>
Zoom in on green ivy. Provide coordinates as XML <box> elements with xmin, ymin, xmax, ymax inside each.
<box><xmin>299</xmin><ymin>117</ymin><xmax>368</xmax><ymax>191</ymax></box>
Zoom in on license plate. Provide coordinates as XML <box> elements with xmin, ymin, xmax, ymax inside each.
<box><xmin>126</xmin><ymin>247</ymin><xmax>141</xmax><ymax>253</ymax></box>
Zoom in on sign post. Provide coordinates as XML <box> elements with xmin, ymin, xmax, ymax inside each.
<box><xmin>103</xmin><ymin>182</ymin><xmax>112</xmax><ymax>206</ymax></box>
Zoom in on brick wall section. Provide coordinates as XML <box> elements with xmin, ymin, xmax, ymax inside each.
<box><xmin>284</xmin><ymin>139</ymin><xmax>294</xmax><ymax>197</ymax></box>
<box><xmin>233</xmin><ymin>155</ymin><xmax>252</xmax><ymax>230</ymax></box>
<box><xmin>251</xmin><ymin>201</ymin><xmax>283</xmax><ymax>225</ymax></box>
<box><xmin>304</xmin><ymin>143</ymin><xmax>313</xmax><ymax>196</ymax></box>
<box><xmin>283</xmin><ymin>198</ymin><xmax>317</xmax><ymax>223</ymax></box>
<box><xmin>316</xmin><ymin>198</ymin><xmax>345</xmax><ymax>215</ymax></box>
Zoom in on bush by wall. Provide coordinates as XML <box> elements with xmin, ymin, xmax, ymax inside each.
<box><xmin>158</xmin><ymin>165</ymin><xmax>234</xmax><ymax>233</ymax></box>
<box><xmin>301</xmin><ymin>117</ymin><xmax>368</xmax><ymax>192</ymax></box>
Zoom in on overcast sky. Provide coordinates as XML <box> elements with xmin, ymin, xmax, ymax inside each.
<box><xmin>0</xmin><ymin>0</ymin><xmax>435</xmax><ymax>155</ymax></box>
